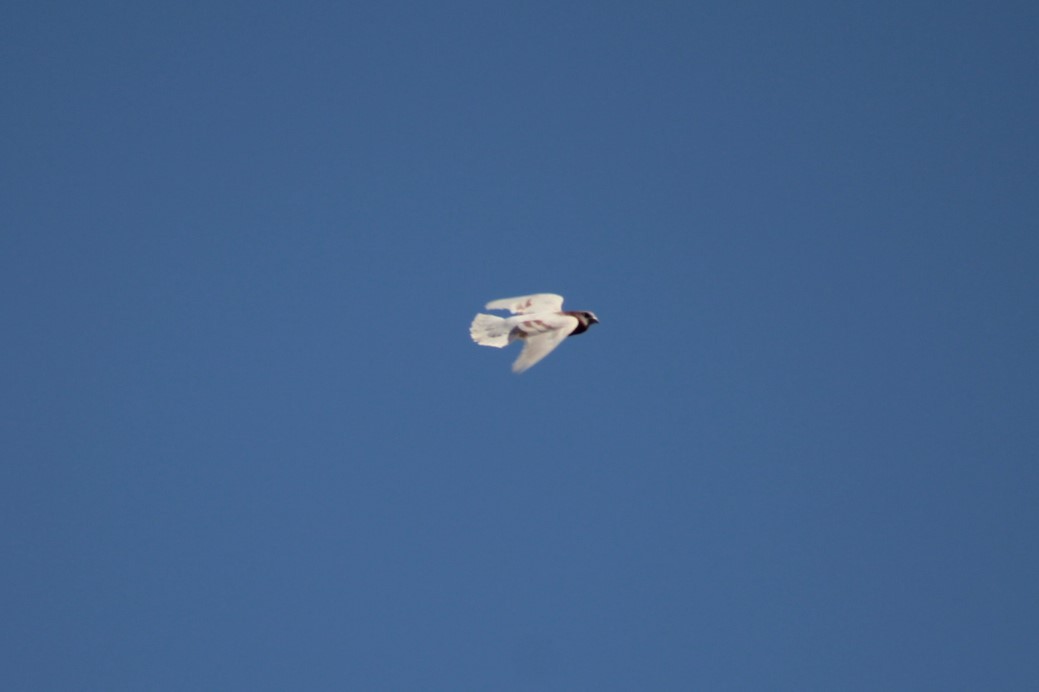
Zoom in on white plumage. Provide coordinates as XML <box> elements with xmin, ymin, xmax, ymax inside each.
<box><xmin>469</xmin><ymin>293</ymin><xmax>598</xmax><ymax>373</ymax></box>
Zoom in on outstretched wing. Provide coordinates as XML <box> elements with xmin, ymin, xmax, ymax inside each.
<box><xmin>485</xmin><ymin>293</ymin><xmax>564</xmax><ymax>315</ymax></box>
<box><xmin>510</xmin><ymin>314</ymin><xmax>579</xmax><ymax>373</ymax></box>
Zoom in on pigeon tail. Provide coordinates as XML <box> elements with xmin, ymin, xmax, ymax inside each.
<box><xmin>469</xmin><ymin>313</ymin><xmax>511</xmax><ymax>347</ymax></box>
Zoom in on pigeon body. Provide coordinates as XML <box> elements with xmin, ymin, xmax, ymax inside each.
<box><xmin>469</xmin><ymin>293</ymin><xmax>599</xmax><ymax>373</ymax></box>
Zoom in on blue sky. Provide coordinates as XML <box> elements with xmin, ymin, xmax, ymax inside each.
<box><xmin>3</xmin><ymin>1</ymin><xmax>1037</xmax><ymax>689</ymax></box>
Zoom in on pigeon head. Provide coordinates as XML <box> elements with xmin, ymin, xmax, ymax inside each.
<box><xmin>567</xmin><ymin>311</ymin><xmax>599</xmax><ymax>335</ymax></box>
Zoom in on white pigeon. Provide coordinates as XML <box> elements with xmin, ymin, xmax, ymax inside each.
<box><xmin>469</xmin><ymin>293</ymin><xmax>599</xmax><ymax>373</ymax></box>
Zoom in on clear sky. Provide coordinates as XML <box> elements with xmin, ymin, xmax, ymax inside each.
<box><xmin>3</xmin><ymin>2</ymin><xmax>1038</xmax><ymax>690</ymax></box>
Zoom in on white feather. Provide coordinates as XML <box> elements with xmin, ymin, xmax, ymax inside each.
<box><xmin>484</xmin><ymin>293</ymin><xmax>564</xmax><ymax>315</ymax></box>
<box><xmin>509</xmin><ymin>314</ymin><xmax>579</xmax><ymax>373</ymax></box>
<box><xmin>469</xmin><ymin>313</ymin><xmax>511</xmax><ymax>347</ymax></box>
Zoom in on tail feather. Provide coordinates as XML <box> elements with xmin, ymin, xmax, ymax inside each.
<box><xmin>470</xmin><ymin>313</ymin><xmax>510</xmax><ymax>347</ymax></box>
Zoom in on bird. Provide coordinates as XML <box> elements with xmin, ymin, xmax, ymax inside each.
<box><xmin>469</xmin><ymin>293</ymin><xmax>599</xmax><ymax>373</ymax></box>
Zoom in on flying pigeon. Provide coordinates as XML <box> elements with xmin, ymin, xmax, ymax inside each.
<box><xmin>469</xmin><ymin>293</ymin><xmax>599</xmax><ymax>373</ymax></box>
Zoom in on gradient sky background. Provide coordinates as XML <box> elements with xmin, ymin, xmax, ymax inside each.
<box><xmin>3</xmin><ymin>2</ymin><xmax>1038</xmax><ymax>690</ymax></box>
